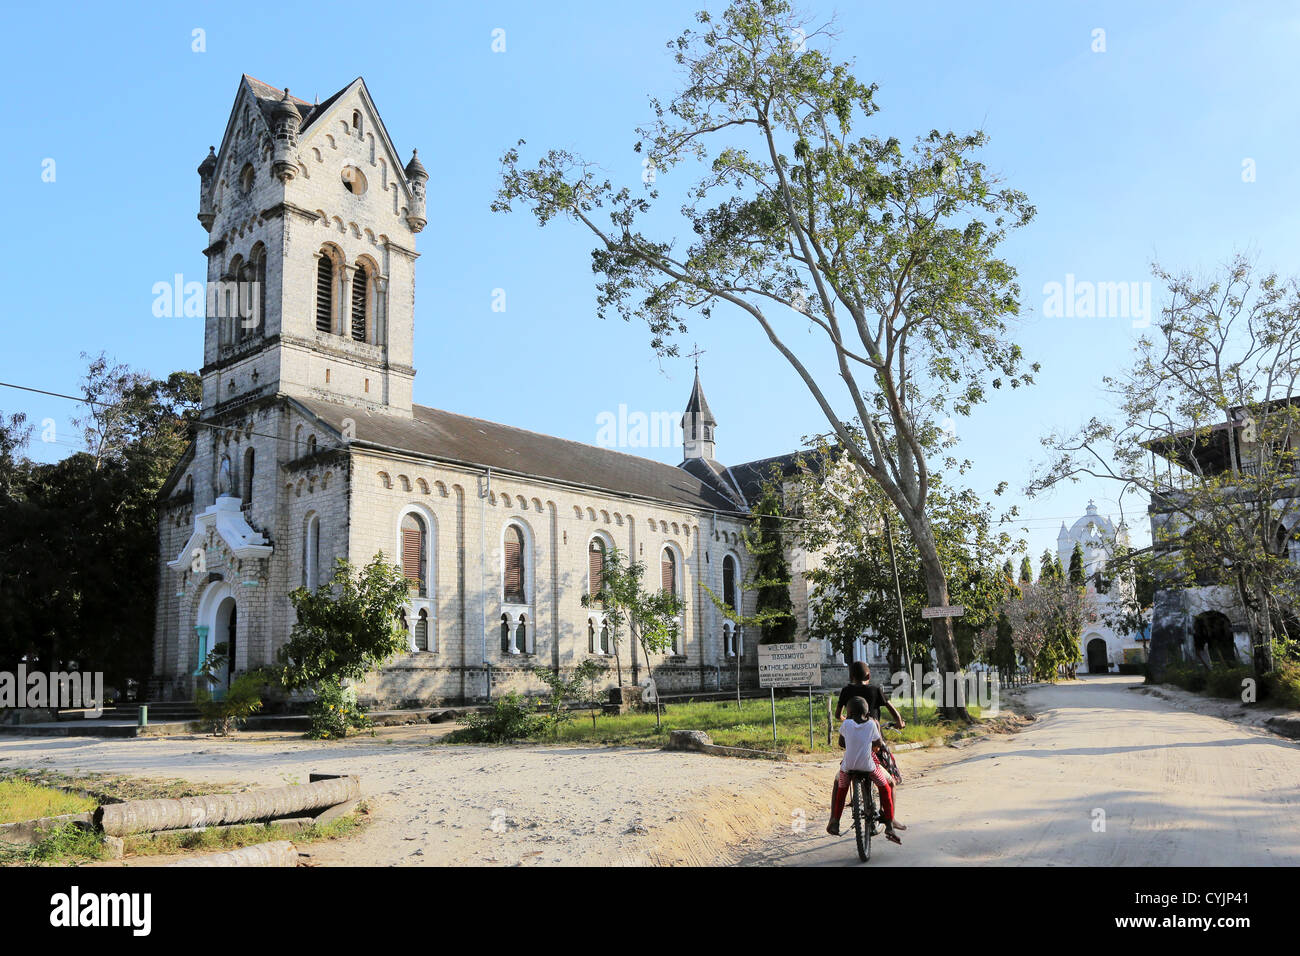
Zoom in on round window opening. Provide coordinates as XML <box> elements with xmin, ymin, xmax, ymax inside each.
<box><xmin>341</xmin><ymin>166</ymin><xmax>367</xmax><ymax>195</ymax></box>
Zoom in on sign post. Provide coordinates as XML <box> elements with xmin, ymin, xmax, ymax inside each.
<box><xmin>758</xmin><ymin>641</ymin><xmax>823</xmax><ymax>748</ymax></box>
<box><xmin>921</xmin><ymin>605</ymin><xmax>966</xmax><ymax>620</ymax></box>
<box><xmin>808</xmin><ymin>684</ymin><xmax>814</xmax><ymax>751</ymax></box>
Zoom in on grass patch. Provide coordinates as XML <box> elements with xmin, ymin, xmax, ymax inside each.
<box><xmin>0</xmin><ymin>768</ymin><xmax>238</xmax><ymax>804</ymax></box>
<box><xmin>1</xmin><ymin>803</ymin><xmax>370</xmax><ymax>867</ymax></box>
<box><xmin>121</xmin><ymin>805</ymin><xmax>369</xmax><ymax>858</ymax></box>
<box><xmin>470</xmin><ymin>694</ymin><xmax>981</xmax><ymax>755</ymax></box>
<box><xmin>0</xmin><ymin>779</ymin><xmax>96</xmax><ymax>824</ymax></box>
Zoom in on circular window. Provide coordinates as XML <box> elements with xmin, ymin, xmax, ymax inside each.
<box><xmin>341</xmin><ymin>166</ymin><xmax>367</xmax><ymax>195</ymax></box>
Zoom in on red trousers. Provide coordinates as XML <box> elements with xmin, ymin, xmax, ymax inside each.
<box><xmin>830</xmin><ymin>767</ymin><xmax>894</xmax><ymax>824</ymax></box>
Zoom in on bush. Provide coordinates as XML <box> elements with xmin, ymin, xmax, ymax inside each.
<box><xmin>1163</xmin><ymin>662</ymin><xmax>1207</xmax><ymax>693</ymax></box>
<box><xmin>195</xmin><ymin>671</ymin><xmax>266</xmax><ymax>736</ymax></box>
<box><xmin>1204</xmin><ymin>664</ymin><xmax>1254</xmax><ymax>700</ymax></box>
<box><xmin>453</xmin><ymin>692</ymin><xmax>542</xmax><ymax>743</ymax></box>
<box><xmin>1263</xmin><ymin>659</ymin><xmax>1300</xmax><ymax>710</ymax></box>
<box><xmin>307</xmin><ymin>679</ymin><xmax>371</xmax><ymax>740</ymax></box>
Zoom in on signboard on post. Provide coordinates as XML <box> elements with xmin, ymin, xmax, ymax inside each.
<box><xmin>758</xmin><ymin>641</ymin><xmax>823</xmax><ymax>688</ymax></box>
<box><xmin>921</xmin><ymin>605</ymin><xmax>965</xmax><ymax>620</ymax></box>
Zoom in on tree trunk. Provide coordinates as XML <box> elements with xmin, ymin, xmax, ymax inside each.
<box><xmin>165</xmin><ymin>840</ymin><xmax>299</xmax><ymax>867</ymax></box>
<box><xmin>96</xmin><ymin>776</ymin><xmax>360</xmax><ymax>836</ymax></box>
<box><xmin>911</xmin><ymin>519</ymin><xmax>970</xmax><ymax>721</ymax></box>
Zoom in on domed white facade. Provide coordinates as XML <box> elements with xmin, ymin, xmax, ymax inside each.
<box><xmin>1057</xmin><ymin>502</ymin><xmax>1148</xmax><ymax>673</ymax></box>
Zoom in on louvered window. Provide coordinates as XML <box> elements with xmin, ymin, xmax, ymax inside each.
<box><xmin>723</xmin><ymin>555</ymin><xmax>736</xmax><ymax>610</ymax></box>
<box><xmin>351</xmin><ymin>268</ymin><xmax>367</xmax><ymax>342</ymax></box>
<box><xmin>661</xmin><ymin>548</ymin><xmax>676</xmax><ymax>596</ymax></box>
<box><xmin>401</xmin><ymin>513</ymin><xmax>427</xmax><ymax>597</ymax></box>
<box><xmin>503</xmin><ymin>525</ymin><xmax>525</xmax><ymax>603</ymax></box>
<box><xmin>316</xmin><ymin>254</ymin><xmax>333</xmax><ymax>333</ymax></box>
<box><xmin>589</xmin><ymin>538</ymin><xmax>606</xmax><ymax>599</ymax></box>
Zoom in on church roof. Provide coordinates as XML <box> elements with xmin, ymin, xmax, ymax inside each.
<box><xmin>290</xmin><ymin>397</ymin><xmax>744</xmax><ymax>514</ymax></box>
<box><xmin>242</xmin><ymin>74</ymin><xmax>345</xmax><ymax>135</ymax></box>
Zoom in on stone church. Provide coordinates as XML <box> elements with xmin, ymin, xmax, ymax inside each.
<box><xmin>1055</xmin><ymin>502</ymin><xmax>1148</xmax><ymax>673</ymax></box>
<box><xmin>152</xmin><ymin>75</ymin><xmax>841</xmax><ymax>705</ymax></box>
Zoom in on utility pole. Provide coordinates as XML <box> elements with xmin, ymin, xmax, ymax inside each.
<box><xmin>882</xmin><ymin>510</ymin><xmax>918</xmax><ymax>723</ymax></box>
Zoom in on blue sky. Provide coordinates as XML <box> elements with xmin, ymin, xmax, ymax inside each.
<box><xmin>3</xmin><ymin>0</ymin><xmax>1298</xmax><ymax>567</ymax></box>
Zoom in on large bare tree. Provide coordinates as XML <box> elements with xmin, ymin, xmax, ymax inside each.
<box><xmin>1032</xmin><ymin>256</ymin><xmax>1300</xmax><ymax>677</ymax></box>
<box><xmin>494</xmin><ymin>0</ymin><xmax>1035</xmax><ymax>717</ymax></box>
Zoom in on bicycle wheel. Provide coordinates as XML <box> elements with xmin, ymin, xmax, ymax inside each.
<box><xmin>851</xmin><ymin>776</ymin><xmax>871</xmax><ymax>862</ymax></box>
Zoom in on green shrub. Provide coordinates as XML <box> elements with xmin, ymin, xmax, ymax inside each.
<box><xmin>195</xmin><ymin>670</ymin><xmax>267</xmax><ymax>735</ymax></box>
<box><xmin>452</xmin><ymin>692</ymin><xmax>542</xmax><ymax>743</ymax></box>
<box><xmin>1263</xmin><ymin>659</ymin><xmax>1300</xmax><ymax>710</ymax></box>
<box><xmin>1163</xmin><ymin>662</ymin><xmax>1207</xmax><ymax>693</ymax></box>
<box><xmin>1204</xmin><ymin>664</ymin><xmax>1254</xmax><ymax>700</ymax></box>
<box><xmin>307</xmin><ymin>679</ymin><xmax>371</xmax><ymax>740</ymax></box>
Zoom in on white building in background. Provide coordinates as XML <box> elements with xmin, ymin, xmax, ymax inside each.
<box><xmin>1057</xmin><ymin>501</ymin><xmax>1149</xmax><ymax>673</ymax></box>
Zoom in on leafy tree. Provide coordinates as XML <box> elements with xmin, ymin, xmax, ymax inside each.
<box><xmin>278</xmin><ymin>554</ymin><xmax>411</xmax><ymax>736</ymax></box>
<box><xmin>746</xmin><ymin>481</ymin><xmax>796</xmax><ymax>644</ymax></box>
<box><xmin>1032</xmin><ymin>256</ymin><xmax>1300</xmax><ymax>677</ymax></box>
<box><xmin>1068</xmin><ymin>543</ymin><xmax>1086</xmax><ymax>586</ymax></box>
<box><xmin>531</xmin><ymin>660</ymin><xmax>609</xmax><ymax>736</ymax></box>
<box><xmin>1019</xmin><ymin>555</ymin><xmax>1034</xmax><ymax>586</ymax></box>
<box><xmin>799</xmin><ymin>454</ymin><xmax>1020</xmax><ymax>675</ymax></box>
<box><xmin>581</xmin><ymin>545</ymin><xmax>684</xmax><ymax>721</ymax></box>
<box><xmin>495</xmin><ymin>0</ymin><xmax>1036</xmax><ymax>718</ymax></box>
<box><xmin>0</xmin><ymin>356</ymin><xmax>199</xmax><ymax>689</ymax></box>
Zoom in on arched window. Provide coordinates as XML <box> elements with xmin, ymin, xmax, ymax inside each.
<box><xmin>315</xmin><ymin>253</ymin><xmax>334</xmax><ymax>333</ymax></box>
<box><xmin>294</xmin><ymin>425</ymin><xmax>303</xmax><ymax>457</ymax></box>
<box><xmin>503</xmin><ymin>524</ymin><xmax>526</xmax><ymax>603</ymax></box>
<box><xmin>723</xmin><ymin>554</ymin><xmax>737</xmax><ymax>610</ymax></box>
<box><xmin>242</xmin><ymin>447</ymin><xmax>255</xmax><ymax>503</ymax></box>
<box><xmin>661</xmin><ymin>547</ymin><xmax>677</xmax><ymax>597</ymax></box>
<box><xmin>515</xmin><ymin>615</ymin><xmax>528</xmax><ymax>655</ymax></box>
<box><xmin>414</xmin><ymin>608</ymin><xmax>429</xmax><ymax>651</ymax></box>
<box><xmin>661</xmin><ymin>547</ymin><xmax>682</xmax><ymax>655</ymax></box>
<box><xmin>307</xmin><ymin>434</ymin><xmax>316</xmax><ymax>455</ymax></box>
<box><xmin>302</xmin><ymin>514</ymin><xmax>320</xmax><ymax>590</ymax></box>
<box><xmin>401</xmin><ymin>513</ymin><xmax>428</xmax><ymax>598</ymax></box>
<box><xmin>589</xmin><ymin>537</ymin><xmax>606</xmax><ymax>598</ymax></box>
<box><xmin>599</xmin><ymin>620</ymin><xmax>611</xmax><ymax>655</ymax></box>
<box><xmin>351</xmin><ymin>266</ymin><xmax>367</xmax><ymax>342</ymax></box>
<box><xmin>500</xmin><ymin>614</ymin><xmax>512</xmax><ymax>654</ymax></box>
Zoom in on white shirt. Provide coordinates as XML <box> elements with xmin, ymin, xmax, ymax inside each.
<box><xmin>840</xmin><ymin>717</ymin><xmax>882</xmax><ymax>773</ymax></box>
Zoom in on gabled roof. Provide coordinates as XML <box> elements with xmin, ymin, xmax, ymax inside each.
<box><xmin>289</xmin><ymin>397</ymin><xmax>743</xmax><ymax>514</ymax></box>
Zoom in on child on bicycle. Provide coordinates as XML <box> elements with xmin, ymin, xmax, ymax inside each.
<box><xmin>826</xmin><ymin>696</ymin><xmax>902</xmax><ymax>844</ymax></box>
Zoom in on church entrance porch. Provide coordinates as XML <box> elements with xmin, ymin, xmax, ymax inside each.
<box><xmin>195</xmin><ymin>581</ymin><xmax>238</xmax><ymax>700</ymax></box>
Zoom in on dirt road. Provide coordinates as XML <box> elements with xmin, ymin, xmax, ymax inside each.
<box><xmin>2</xmin><ymin>676</ymin><xmax>1296</xmax><ymax>866</ymax></box>
<box><xmin>740</xmin><ymin>675</ymin><xmax>1300</xmax><ymax>866</ymax></box>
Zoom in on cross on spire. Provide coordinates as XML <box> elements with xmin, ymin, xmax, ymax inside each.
<box><xmin>686</xmin><ymin>343</ymin><xmax>706</xmax><ymax>372</ymax></box>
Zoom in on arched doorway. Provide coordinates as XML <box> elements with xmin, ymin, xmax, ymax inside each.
<box><xmin>1192</xmin><ymin>611</ymin><xmax>1237</xmax><ymax>664</ymax></box>
<box><xmin>1086</xmin><ymin>637</ymin><xmax>1109</xmax><ymax>674</ymax></box>
<box><xmin>195</xmin><ymin>581</ymin><xmax>237</xmax><ymax>699</ymax></box>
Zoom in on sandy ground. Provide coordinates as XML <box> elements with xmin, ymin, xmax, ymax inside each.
<box><xmin>3</xmin><ymin>675</ymin><xmax>1295</xmax><ymax>866</ymax></box>
<box><xmin>739</xmin><ymin>675</ymin><xmax>1300</xmax><ymax>866</ymax></box>
<box><xmin>0</xmin><ymin>726</ymin><xmax>833</xmax><ymax>866</ymax></box>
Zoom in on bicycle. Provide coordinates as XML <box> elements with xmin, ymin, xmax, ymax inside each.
<box><xmin>848</xmin><ymin>770</ymin><xmax>878</xmax><ymax>863</ymax></box>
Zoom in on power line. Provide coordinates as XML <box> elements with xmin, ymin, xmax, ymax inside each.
<box><xmin>0</xmin><ymin>380</ymin><xmax>329</xmax><ymax>452</ymax></box>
